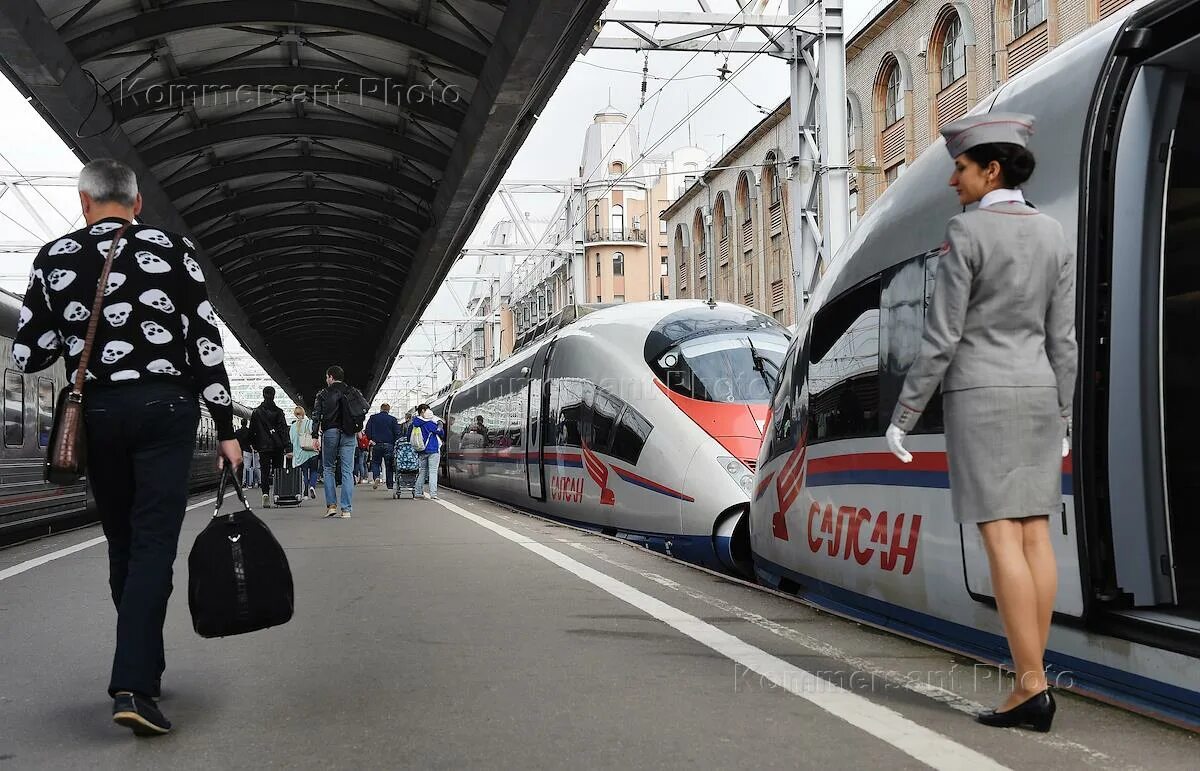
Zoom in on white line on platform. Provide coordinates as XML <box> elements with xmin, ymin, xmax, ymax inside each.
<box><xmin>0</xmin><ymin>496</ymin><xmax>217</xmax><ymax>583</ymax></box>
<box><xmin>438</xmin><ymin>498</ymin><xmax>1011</xmax><ymax>771</ymax></box>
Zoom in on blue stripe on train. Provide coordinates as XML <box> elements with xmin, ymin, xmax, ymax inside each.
<box><xmin>753</xmin><ymin>555</ymin><xmax>1200</xmax><ymax>727</ymax></box>
<box><xmin>807</xmin><ymin>470</ymin><xmax>1073</xmax><ymax>495</ymax></box>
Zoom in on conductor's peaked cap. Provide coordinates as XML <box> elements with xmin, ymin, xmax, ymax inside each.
<box><xmin>940</xmin><ymin>113</ymin><xmax>1035</xmax><ymax>158</ymax></box>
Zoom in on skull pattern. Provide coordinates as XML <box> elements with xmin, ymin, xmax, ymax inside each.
<box><xmin>65</xmin><ymin>336</ymin><xmax>84</xmax><ymax>357</ymax></box>
<box><xmin>49</xmin><ymin>238</ymin><xmax>82</xmax><ymax>256</ymax></box>
<box><xmin>111</xmin><ymin>370</ymin><xmax>141</xmax><ymax>382</ymax></box>
<box><xmin>11</xmin><ymin>343</ymin><xmax>30</xmax><ymax>370</ymax></box>
<box><xmin>141</xmin><ymin>320</ymin><xmax>173</xmax><ymax>344</ymax></box>
<box><xmin>181</xmin><ymin>313</ymin><xmax>189</xmax><ymax>338</ymax></box>
<box><xmin>197</xmin><ymin>300</ymin><xmax>218</xmax><ymax>326</ymax></box>
<box><xmin>36</xmin><ymin>330</ymin><xmax>59</xmax><ymax>350</ymax></box>
<box><xmin>147</xmin><ymin>359</ymin><xmax>181</xmax><ymax>376</ymax></box>
<box><xmin>203</xmin><ymin>382</ymin><xmax>232</xmax><ymax>406</ymax></box>
<box><xmin>182</xmin><ymin>236</ymin><xmax>195</xmax><ymax>249</ymax></box>
<box><xmin>134</xmin><ymin>251</ymin><xmax>171</xmax><ymax>274</ymax></box>
<box><xmin>47</xmin><ymin>268</ymin><xmax>77</xmax><ymax>291</ymax></box>
<box><xmin>135</xmin><ymin>229</ymin><xmax>173</xmax><ymax>248</ymax></box>
<box><xmin>97</xmin><ymin>238</ymin><xmax>128</xmax><ymax>259</ymax></box>
<box><xmin>183</xmin><ymin>254</ymin><xmax>204</xmax><ymax>282</ymax></box>
<box><xmin>90</xmin><ymin>222</ymin><xmax>122</xmax><ymax>236</ymax></box>
<box><xmin>17</xmin><ymin>306</ymin><xmax>31</xmax><ymax>332</ymax></box>
<box><xmin>63</xmin><ymin>301</ymin><xmax>90</xmax><ymax>322</ymax></box>
<box><xmin>104</xmin><ymin>272</ymin><xmax>127</xmax><ymax>296</ymax></box>
<box><xmin>196</xmin><ymin>336</ymin><xmax>224</xmax><ymax>366</ymax></box>
<box><xmin>103</xmin><ymin>302</ymin><xmax>133</xmax><ymax>327</ymax></box>
<box><xmin>139</xmin><ymin>289</ymin><xmax>175</xmax><ymax>314</ymax></box>
<box><xmin>100</xmin><ymin>340</ymin><xmax>134</xmax><ymax>365</ymax></box>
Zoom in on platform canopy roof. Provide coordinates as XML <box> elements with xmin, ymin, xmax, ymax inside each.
<box><xmin>0</xmin><ymin>0</ymin><xmax>607</xmax><ymax>400</ymax></box>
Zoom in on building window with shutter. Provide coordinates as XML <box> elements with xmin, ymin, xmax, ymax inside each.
<box><xmin>940</xmin><ymin>16</ymin><xmax>965</xmax><ymax>87</ymax></box>
<box><xmin>884</xmin><ymin>65</ymin><xmax>904</xmax><ymax>126</ymax></box>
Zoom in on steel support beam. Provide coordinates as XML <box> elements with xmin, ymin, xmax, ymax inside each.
<box><xmin>164</xmin><ymin>155</ymin><xmax>436</xmax><ymax>202</ymax></box>
<box><xmin>183</xmin><ymin>187</ymin><xmax>429</xmax><ymax>233</ymax></box>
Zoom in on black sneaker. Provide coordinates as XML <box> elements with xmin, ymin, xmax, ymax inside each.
<box><xmin>112</xmin><ymin>692</ymin><xmax>171</xmax><ymax>736</ymax></box>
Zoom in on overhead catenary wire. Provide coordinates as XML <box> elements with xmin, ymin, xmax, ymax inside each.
<box><xmin>0</xmin><ymin>148</ymin><xmax>77</xmax><ymax>230</ymax></box>
<box><xmin>498</xmin><ymin>4</ymin><xmax>810</xmax><ymax>300</ymax></box>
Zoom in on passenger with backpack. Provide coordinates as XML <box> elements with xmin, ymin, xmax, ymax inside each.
<box><xmin>410</xmin><ymin>403</ymin><xmax>446</xmax><ymax>500</ymax></box>
<box><xmin>249</xmin><ymin>386</ymin><xmax>290</xmax><ymax>508</ymax></box>
<box><xmin>311</xmin><ymin>365</ymin><xmax>369</xmax><ymax>518</ymax></box>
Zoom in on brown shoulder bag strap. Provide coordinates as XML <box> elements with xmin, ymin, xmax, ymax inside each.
<box><xmin>70</xmin><ymin>224</ymin><xmax>129</xmax><ymax>398</ymax></box>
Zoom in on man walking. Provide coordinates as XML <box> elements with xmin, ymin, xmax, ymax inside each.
<box><xmin>311</xmin><ymin>365</ymin><xmax>367</xmax><ymax>517</ymax></box>
<box><xmin>235</xmin><ymin>418</ymin><xmax>259</xmax><ymax>488</ymax></box>
<box><xmin>11</xmin><ymin>158</ymin><xmax>240</xmax><ymax>735</ymax></box>
<box><xmin>250</xmin><ymin>385</ymin><xmax>290</xmax><ymax>507</ymax></box>
<box><xmin>365</xmin><ymin>403</ymin><xmax>401</xmax><ymax>490</ymax></box>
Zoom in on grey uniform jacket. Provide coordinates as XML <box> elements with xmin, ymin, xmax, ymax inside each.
<box><xmin>891</xmin><ymin>201</ymin><xmax>1077</xmax><ymax>432</ymax></box>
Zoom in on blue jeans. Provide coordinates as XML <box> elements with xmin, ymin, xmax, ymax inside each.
<box><xmin>322</xmin><ymin>429</ymin><xmax>356</xmax><ymax>510</ymax></box>
<box><xmin>371</xmin><ymin>442</ymin><xmax>394</xmax><ymax>487</ymax></box>
<box><xmin>415</xmin><ymin>451</ymin><xmax>440</xmax><ymax>497</ymax></box>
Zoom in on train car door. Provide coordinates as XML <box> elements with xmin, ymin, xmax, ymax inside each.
<box><xmin>525</xmin><ymin>342</ymin><xmax>552</xmax><ymax>500</ymax></box>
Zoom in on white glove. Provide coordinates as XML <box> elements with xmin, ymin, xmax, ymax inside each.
<box><xmin>886</xmin><ymin>423</ymin><xmax>912</xmax><ymax>464</ymax></box>
<box><xmin>1062</xmin><ymin>436</ymin><xmax>1070</xmax><ymax>458</ymax></box>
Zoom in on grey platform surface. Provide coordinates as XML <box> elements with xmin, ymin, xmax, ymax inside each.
<box><xmin>0</xmin><ymin>486</ymin><xmax>1196</xmax><ymax>769</ymax></box>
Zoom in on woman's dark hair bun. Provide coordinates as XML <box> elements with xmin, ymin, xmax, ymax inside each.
<box><xmin>963</xmin><ymin>142</ymin><xmax>1036</xmax><ymax>187</ymax></box>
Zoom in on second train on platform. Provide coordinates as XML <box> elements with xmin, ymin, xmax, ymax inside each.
<box><xmin>432</xmin><ymin>300</ymin><xmax>789</xmax><ymax>576</ymax></box>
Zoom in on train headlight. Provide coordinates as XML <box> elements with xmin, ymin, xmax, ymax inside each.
<box><xmin>716</xmin><ymin>456</ymin><xmax>754</xmax><ymax>495</ymax></box>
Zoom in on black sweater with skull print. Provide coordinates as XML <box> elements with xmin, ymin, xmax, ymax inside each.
<box><xmin>13</xmin><ymin>216</ymin><xmax>237</xmax><ymax>440</ymax></box>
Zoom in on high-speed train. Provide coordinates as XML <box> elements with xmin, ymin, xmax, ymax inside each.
<box><xmin>750</xmin><ymin>0</ymin><xmax>1200</xmax><ymax>727</ymax></box>
<box><xmin>433</xmin><ymin>300</ymin><xmax>789</xmax><ymax>575</ymax></box>
<box><xmin>0</xmin><ymin>288</ymin><xmax>250</xmax><ymax>545</ymax></box>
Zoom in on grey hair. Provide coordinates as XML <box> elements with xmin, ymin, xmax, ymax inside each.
<box><xmin>78</xmin><ymin>159</ymin><xmax>138</xmax><ymax>206</ymax></box>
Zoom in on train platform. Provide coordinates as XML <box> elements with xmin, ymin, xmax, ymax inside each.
<box><xmin>0</xmin><ymin>487</ymin><xmax>1196</xmax><ymax>770</ymax></box>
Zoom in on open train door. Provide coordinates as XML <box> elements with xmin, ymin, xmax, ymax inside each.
<box><xmin>525</xmin><ymin>342</ymin><xmax>553</xmax><ymax>501</ymax></box>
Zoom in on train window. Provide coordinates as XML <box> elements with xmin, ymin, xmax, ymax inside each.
<box><xmin>879</xmin><ymin>253</ymin><xmax>944</xmax><ymax>433</ymax></box>
<box><xmin>590</xmin><ymin>389</ymin><xmax>620</xmax><ymax>453</ymax></box>
<box><xmin>4</xmin><ymin>370</ymin><xmax>24</xmax><ymax>447</ymax></box>
<box><xmin>37</xmin><ymin>378</ymin><xmax>54</xmax><ymax>448</ymax></box>
<box><xmin>765</xmin><ymin>328</ymin><xmax>807</xmax><ymax>464</ymax></box>
<box><xmin>808</xmin><ymin>278</ymin><xmax>882</xmax><ymax>443</ymax></box>
<box><xmin>556</xmin><ymin>379</ymin><xmax>585</xmax><ymax>447</ymax></box>
<box><xmin>610</xmin><ymin>405</ymin><xmax>652</xmax><ymax>465</ymax></box>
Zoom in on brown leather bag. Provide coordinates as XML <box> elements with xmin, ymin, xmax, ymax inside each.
<box><xmin>45</xmin><ymin>224</ymin><xmax>129</xmax><ymax>484</ymax></box>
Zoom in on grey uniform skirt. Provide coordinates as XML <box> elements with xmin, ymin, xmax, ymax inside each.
<box><xmin>943</xmin><ymin>386</ymin><xmax>1062</xmax><ymax>524</ymax></box>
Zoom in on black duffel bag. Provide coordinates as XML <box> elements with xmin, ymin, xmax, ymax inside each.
<box><xmin>188</xmin><ymin>466</ymin><xmax>294</xmax><ymax>638</ymax></box>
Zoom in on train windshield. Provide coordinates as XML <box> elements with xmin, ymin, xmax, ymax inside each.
<box><xmin>652</xmin><ymin>330</ymin><xmax>789</xmax><ymax>403</ymax></box>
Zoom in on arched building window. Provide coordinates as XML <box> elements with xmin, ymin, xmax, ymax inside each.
<box><xmin>693</xmin><ymin>209</ymin><xmax>708</xmax><ymax>284</ymax></box>
<box><xmin>613</xmin><ymin>252</ymin><xmax>624</xmax><ymax>277</ymax></box>
<box><xmin>674</xmin><ymin>224</ymin><xmax>689</xmax><ymax>298</ymax></box>
<box><xmin>998</xmin><ymin>0</ymin><xmax>1053</xmax><ymax>80</ymax></box>
<box><xmin>735</xmin><ymin>171</ymin><xmax>757</xmax><ymax>308</ymax></box>
<box><xmin>875</xmin><ymin>55</ymin><xmax>911</xmax><ymax>195</ymax></box>
<box><xmin>610</xmin><ymin>160</ymin><xmax>625</xmax><ymax>175</ymax></box>
<box><xmin>940</xmin><ymin>16</ymin><xmax>966</xmax><ymax>86</ymax></box>
<box><xmin>610</xmin><ymin>204</ymin><xmax>624</xmax><ymax>239</ymax></box>
<box><xmin>930</xmin><ymin>6</ymin><xmax>972</xmax><ymax>135</ymax></box>
<box><xmin>884</xmin><ymin>65</ymin><xmax>904</xmax><ymax>126</ymax></box>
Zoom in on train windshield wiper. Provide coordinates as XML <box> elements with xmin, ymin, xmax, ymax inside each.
<box><xmin>746</xmin><ymin>336</ymin><xmax>777</xmax><ymax>390</ymax></box>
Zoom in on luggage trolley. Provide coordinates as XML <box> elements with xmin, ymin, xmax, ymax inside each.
<box><xmin>393</xmin><ymin>440</ymin><xmax>419</xmax><ymax>499</ymax></box>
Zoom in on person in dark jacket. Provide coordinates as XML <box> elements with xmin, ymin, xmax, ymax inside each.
<box><xmin>11</xmin><ymin>158</ymin><xmax>241</xmax><ymax>736</ymax></box>
<box><xmin>311</xmin><ymin>365</ymin><xmax>356</xmax><ymax>517</ymax></box>
<box><xmin>411</xmin><ymin>404</ymin><xmax>445</xmax><ymax>500</ymax></box>
<box><xmin>235</xmin><ymin>418</ymin><xmax>260</xmax><ymax>489</ymax></box>
<box><xmin>250</xmin><ymin>386</ymin><xmax>290</xmax><ymax>508</ymax></box>
<box><xmin>365</xmin><ymin>403</ymin><xmax>401</xmax><ymax>490</ymax></box>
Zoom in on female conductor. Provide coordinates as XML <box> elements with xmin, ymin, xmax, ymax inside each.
<box><xmin>886</xmin><ymin>113</ymin><xmax>1077</xmax><ymax>732</ymax></box>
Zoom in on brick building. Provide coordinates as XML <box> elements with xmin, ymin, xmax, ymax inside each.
<box><xmin>662</xmin><ymin>100</ymin><xmax>801</xmax><ymax>326</ymax></box>
<box><xmin>846</xmin><ymin>0</ymin><xmax>1141</xmax><ymax>212</ymax></box>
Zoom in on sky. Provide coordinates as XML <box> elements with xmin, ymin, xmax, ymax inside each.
<box><xmin>0</xmin><ymin>0</ymin><xmax>875</xmax><ymax>408</ymax></box>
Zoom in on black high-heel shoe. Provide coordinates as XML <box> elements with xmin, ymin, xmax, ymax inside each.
<box><xmin>976</xmin><ymin>690</ymin><xmax>1056</xmax><ymax>732</ymax></box>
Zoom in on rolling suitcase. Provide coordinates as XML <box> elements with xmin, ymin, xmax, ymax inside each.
<box><xmin>272</xmin><ymin>457</ymin><xmax>305</xmax><ymax>506</ymax></box>
<box><xmin>188</xmin><ymin>467</ymin><xmax>294</xmax><ymax>638</ymax></box>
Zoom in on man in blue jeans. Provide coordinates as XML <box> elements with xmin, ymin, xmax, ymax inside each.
<box><xmin>311</xmin><ymin>365</ymin><xmax>356</xmax><ymax>518</ymax></box>
<box><xmin>411</xmin><ymin>403</ymin><xmax>445</xmax><ymax>500</ymax></box>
